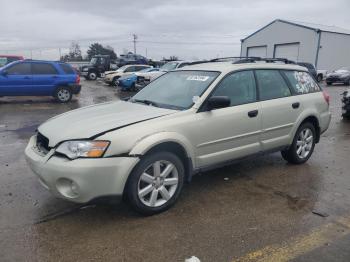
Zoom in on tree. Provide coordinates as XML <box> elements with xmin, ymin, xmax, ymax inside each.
<box><xmin>86</xmin><ymin>43</ymin><xmax>117</xmax><ymax>60</ymax></box>
<box><xmin>162</xmin><ymin>55</ymin><xmax>179</xmax><ymax>61</ymax></box>
<box><xmin>60</xmin><ymin>41</ymin><xmax>83</xmax><ymax>61</ymax></box>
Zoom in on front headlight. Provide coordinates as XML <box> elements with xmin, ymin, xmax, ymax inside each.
<box><xmin>83</xmin><ymin>68</ymin><xmax>89</xmax><ymax>71</ymax></box>
<box><xmin>56</xmin><ymin>140</ymin><xmax>110</xmax><ymax>159</ymax></box>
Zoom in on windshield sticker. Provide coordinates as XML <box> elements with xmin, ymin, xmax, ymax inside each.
<box><xmin>186</xmin><ymin>75</ymin><xmax>210</xmax><ymax>81</ymax></box>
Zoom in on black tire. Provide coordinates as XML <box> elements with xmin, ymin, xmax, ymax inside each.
<box><xmin>112</xmin><ymin>77</ymin><xmax>119</xmax><ymax>86</ymax></box>
<box><xmin>126</xmin><ymin>151</ymin><xmax>185</xmax><ymax>215</ymax></box>
<box><xmin>281</xmin><ymin>122</ymin><xmax>316</xmax><ymax>164</ymax></box>
<box><xmin>326</xmin><ymin>82</ymin><xmax>332</xmax><ymax>86</ymax></box>
<box><xmin>345</xmin><ymin>80</ymin><xmax>350</xmax><ymax>86</ymax></box>
<box><xmin>54</xmin><ymin>86</ymin><xmax>72</xmax><ymax>103</ymax></box>
<box><xmin>87</xmin><ymin>72</ymin><xmax>97</xmax><ymax>80</ymax></box>
<box><xmin>317</xmin><ymin>74</ymin><xmax>323</xmax><ymax>82</ymax></box>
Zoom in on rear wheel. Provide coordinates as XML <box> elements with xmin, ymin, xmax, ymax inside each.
<box><xmin>126</xmin><ymin>151</ymin><xmax>184</xmax><ymax>215</ymax></box>
<box><xmin>281</xmin><ymin>122</ymin><xmax>316</xmax><ymax>164</ymax></box>
<box><xmin>317</xmin><ymin>74</ymin><xmax>323</xmax><ymax>82</ymax></box>
<box><xmin>54</xmin><ymin>87</ymin><xmax>72</xmax><ymax>103</ymax></box>
<box><xmin>326</xmin><ymin>81</ymin><xmax>332</xmax><ymax>86</ymax></box>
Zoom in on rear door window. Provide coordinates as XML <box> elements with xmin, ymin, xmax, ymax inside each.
<box><xmin>255</xmin><ymin>70</ymin><xmax>291</xmax><ymax>100</ymax></box>
<box><xmin>6</xmin><ymin>63</ymin><xmax>31</xmax><ymax>75</ymax></box>
<box><xmin>32</xmin><ymin>63</ymin><xmax>58</xmax><ymax>75</ymax></box>
<box><xmin>124</xmin><ymin>66</ymin><xmax>135</xmax><ymax>72</ymax></box>
<box><xmin>283</xmin><ymin>71</ymin><xmax>320</xmax><ymax>94</ymax></box>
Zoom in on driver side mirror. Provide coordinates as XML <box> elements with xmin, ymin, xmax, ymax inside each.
<box><xmin>207</xmin><ymin>96</ymin><xmax>230</xmax><ymax>110</ymax></box>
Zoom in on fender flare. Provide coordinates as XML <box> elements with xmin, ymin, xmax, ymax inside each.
<box><xmin>129</xmin><ymin>132</ymin><xmax>196</xmax><ymax>167</ymax></box>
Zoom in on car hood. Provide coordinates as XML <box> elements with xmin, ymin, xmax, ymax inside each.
<box><xmin>329</xmin><ymin>71</ymin><xmax>350</xmax><ymax>77</ymax></box>
<box><xmin>38</xmin><ymin>101</ymin><xmax>177</xmax><ymax>147</ymax></box>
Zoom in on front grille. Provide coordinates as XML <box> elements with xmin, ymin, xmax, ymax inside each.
<box><xmin>36</xmin><ymin>132</ymin><xmax>50</xmax><ymax>154</ymax></box>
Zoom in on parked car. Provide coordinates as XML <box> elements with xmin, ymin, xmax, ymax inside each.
<box><xmin>25</xmin><ymin>59</ymin><xmax>331</xmax><ymax>215</ymax></box>
<box><xmin>80</xmin><ymin>55</ymin><xmax>117</xmax><ymax>80</ymax></box>
<box><xmin>117</xmin><ymin>53</ymin><xmax>149</xmax><ymax>67</ymax></box>
<box><xmin>117</xmin><ymin>68</ymin><xmax>160</xmax><ymax>91</ymax></box>
<box><xmin>316</xmin><ymin>69</ymin><xmax>328</xmax><ymax>82</ymax></box>
<box><xmin>104</xmin><ymin>64</ymin><xmax>152</xmax><ymax>86</ymax></box>
<box><xmin>342</xmin><ymin>89</ymin><xmax>350</xmax><ymax>119</ymax></box>
<box><xmin>0</xmin><ymin>55</ymin><xmax>24</xmax><ymax>67</ymax></box>
<box><xmin>326</xmin><ymin>67</ymin><xmax>350</xmax><ymax>85</ymax></box>
<box><xmin>297</xmin><ymin>62</ymin><xmax>319</xmax><ymax>81</ymax></box>
<box><xmin>136</xmin><ymin>61</ymin><xmax>192</xmax><ymax>88</ymax></box>
<box><xmin>0</xmin><ymin>60</ymin><xmax>81</xmax><ymax>102</ymax></box>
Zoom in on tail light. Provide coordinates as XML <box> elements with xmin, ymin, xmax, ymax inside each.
<box><xmin>76</xmin><ymin>74</ymin><xmax>80</xmax><ymax>84</ymax></box>
<box><xmin>322</xmin><ymin>90</ymin><xmax>330</xmax><ymax>105</ymax></box>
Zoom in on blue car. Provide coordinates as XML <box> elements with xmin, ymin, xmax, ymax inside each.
<box><xmin>118</xmin><ymin>68</ymin><xmax>159</xmax><ymax>91</ymax></box>
<box><xmin>0</xmin><ymin>60</ymin><xmax>81</xmax><ymax>102</ymax></box>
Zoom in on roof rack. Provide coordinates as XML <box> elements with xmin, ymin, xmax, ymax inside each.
<box><xmin>233</xmin><ymin>57</ymin><xmax>296</xmax><ymax>64</ymax></box>
<box><xmin>185</xmin><ymin>57</ymin><xmax>260</xmax><ymax>66</ymax></box>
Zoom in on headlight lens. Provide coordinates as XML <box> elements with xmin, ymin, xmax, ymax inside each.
<box><xmin>56</xmin><ymin>140</ymin><xmax>110</xmax><ymax>159</ymax></box>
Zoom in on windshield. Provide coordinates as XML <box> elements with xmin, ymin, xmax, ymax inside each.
<box><xmin>90</xmin><ymin>57</ymin><xmax>98</xmax><ymax>65</ymax></box>
<box><xmin>0</xmin><ymin>58</ymin><xmax>7</xmax><ymax>67</ymax></box>
<box><xmin>160</xmin><ymin>62</ymin><xmax>179</xmax><ymax>71</ymax></box>
<box><xmin>116</xmin><ymin>65</ymin><xmax>129</xmax><ymax>72</ymax></box>
<box><xmin>131</xmin><ymin>70</ymin><xmax>220</xmax><ymax>110</ymax></box>
<box><xmin>338</xmin><ymin>67</ymin><xmax>350</xmax><ymax>72</ymax></box>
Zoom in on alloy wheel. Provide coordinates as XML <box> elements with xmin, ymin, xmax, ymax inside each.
<box><xmin>137</xmin><ymin>160</ymin><xmax>179</xmax><ymax>207</ymax></box>
<box><xmin>296</xmin><ymin>128</ymin><xmax>313</xmax><ymax>159</ymax></box>
<box><xmin>57</xmin><ymin>89</ymin><xmax>70</xmax><ymax>102</ymax></box>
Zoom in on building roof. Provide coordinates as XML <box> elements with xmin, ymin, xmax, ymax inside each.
<box><xmin>242</xmin><ymin>19</ymin><xmax>350</xmax><ymax>41</ymax></box>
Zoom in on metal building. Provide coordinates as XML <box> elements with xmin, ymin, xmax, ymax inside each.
<box><xmin>240</xmin><ymin>19</ymin><xmax>350</xmax><ymax>70</ymax></box>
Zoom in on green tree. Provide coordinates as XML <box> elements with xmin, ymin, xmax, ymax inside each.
<box><xmin>87</xmin><ymin>43</ymin><xmax>117</xmax><ymax>60</ymax></box>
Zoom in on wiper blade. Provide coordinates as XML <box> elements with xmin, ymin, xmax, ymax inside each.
<box><xmin>132</xmin><ymin>99</ymin><xmax>160</xmax><ymax>107</ymax></box>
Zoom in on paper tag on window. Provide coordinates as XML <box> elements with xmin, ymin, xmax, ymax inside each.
<box><xmin>186</xmin><ymin>76</ymin><xmax>210</xmax><ymax>81</ymax></box>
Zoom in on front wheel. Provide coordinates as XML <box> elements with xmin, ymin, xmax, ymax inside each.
<box><xmin>326</xmin><ymin>82</ymin><xmax>332</xmax><ymax>86</ymax></box>
<box><xmin>54</xmin><ymin>87</ymin><xmax>72</xmax><ymax>103</ymax></box>
<box><xmin>126</xmin><ymin>151</ymin><xmax>184</xmax><ymax>215</ymax></box>
<box><xmin>281</xmin><ymin>122</ymin><xmax>316</xmax><ymax>164</ymax></box>
<box><xmin>87</xmin><ymin>72</ymin><xmax>97</xmax><ymax>80</ymax></box>
<box><xmin>317</xmin><ymin>74</ymin><xmax>323</xmax><ymax>82</ymax></box>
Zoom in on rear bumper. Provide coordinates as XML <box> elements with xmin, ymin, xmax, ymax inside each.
<box><xmin>69</xmin><ymin>84</ymin><xmax>81</xmax><ymax>94</ymax></box>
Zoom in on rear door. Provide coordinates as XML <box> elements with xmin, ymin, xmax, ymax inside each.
<box><xmin>256</xmin><ymin>69</ymin><xmax>302</xmax><ymax>150</ymax></box>
<box><xmin>0</xmin><ymin>62</ymin><xmax>32</xmax><ymax>95</ymax></box>
<box><xmin>31</xmin><ymin>62</ymin><xmax>59</xmax><ymax>95</ymax></box>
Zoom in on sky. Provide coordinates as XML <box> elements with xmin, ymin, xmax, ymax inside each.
<box><xmin>1</xmin><ymin>0</ymin><xmax>350</xmax><ymax>60</ymax></box>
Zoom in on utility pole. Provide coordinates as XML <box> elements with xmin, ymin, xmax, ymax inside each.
<box><xmin>133</xmin><ymin>34</ymin><xmax>137</xmax><ymax>54</ymax></box>
<box><xmin>59</xmin><ymin>48</ymin><xmax>62</xmax><ymax>60</ymax></box>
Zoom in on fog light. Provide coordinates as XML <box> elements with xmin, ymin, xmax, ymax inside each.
<box><xmin>56</xmin><ymin>178</ymin><xmax>80</xmax><ymax>198</ymax></box>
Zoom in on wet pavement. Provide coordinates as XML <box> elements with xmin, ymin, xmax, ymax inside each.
<box><xmin>0</xmin><ymin>80</ymin><xmax>350</xmax><ymax>262</ymax></box>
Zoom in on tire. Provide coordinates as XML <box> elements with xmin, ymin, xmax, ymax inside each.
<box><xmin>87</xmin><ymin>72</ymin><xmax>97</xmax><ymax>80</ymax></box>
<box><xmin>326</xmin><ymin>82</ymin><xmax>332</xmax><ymax>86</ymax></box>
<box><xmin>112</xmin><ymin>77</ymin><xmax>119</xmax><ymax>86</ymax></box>
<box><xmin>54</xmin><ymin>86</ymin><xmax>72</xmax><ymax>103</ymax></box>
<box><xmin>345</xmin><ymin>80</ymin><xmax>350</xmax><ymax>86</ymax></box>
<box><xmin>281</xmin><ymin>122</ymin><xmax>316</xmax><ymax>164</ymax></box>
<box><xmin>317</xmin><ymin>74</ymin><xmax>323</xmax><ymax>82</ymax></box>
<box><xmin>126</xmin><ymin>151</ymin><xmax>185</xmax><ymax>215</ymax></box>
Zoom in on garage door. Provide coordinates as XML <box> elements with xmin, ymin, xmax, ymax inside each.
<box><xmin>274</xmin><ymin>43</ymin><xmax>300</xmax><ymax>61</ymax></box>
<box><xmin>247</xmin><ymin>46</ymin><xmax>267</xmax><ymax>58</ymax></box>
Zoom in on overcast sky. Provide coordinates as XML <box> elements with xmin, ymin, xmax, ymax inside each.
<box><xmin>1</xmin><ymin>0</ymin><xmax>350</xmax><ymax>60</ymax></box>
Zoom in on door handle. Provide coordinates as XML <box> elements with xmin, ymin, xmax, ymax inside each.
<box><xmin>248</xmin><ymin>110</ymin><xmax>259</xmax><ymax>118</ymax></box>
<box><xmin>292</xmin><ymin>102</ymin><xmax>300</xmax><ymax>109</ymax></box>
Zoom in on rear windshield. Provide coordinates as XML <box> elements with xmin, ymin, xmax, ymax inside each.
<box><xmin>60</xmin><ymin>63</ymin><xmax>75</xmax><ymax>74</ymax></box>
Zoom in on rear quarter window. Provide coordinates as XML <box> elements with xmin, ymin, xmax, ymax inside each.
<box><xmin>283</xmin><ymin>71</ymin><xmax>320</xmax><ymax>94</ymax></box>
<box><xmin>60</xmin><ymin>63</ymin><xmax>75</xmax><ymax>74</ymax></box>
<box><xmin>32</xmin><ymin>63</ymin><xmax>58</xmax><ymax>75</ymax></box>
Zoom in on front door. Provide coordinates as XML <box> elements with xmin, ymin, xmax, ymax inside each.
<box><xmin>0</xmin><ymin>62</ymin><xmax>32</xmax><ymax>96</ymax></box>
<box><xmin>191</xmin><ymin>70</ymin><xmax>262</xmax><ymax>167</ymax></box>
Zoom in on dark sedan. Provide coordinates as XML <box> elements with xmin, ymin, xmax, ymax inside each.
<box><xmin>326</xmin><ymin>67</ymin><xmax>350</xmax><ymax>85</ymax></box>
